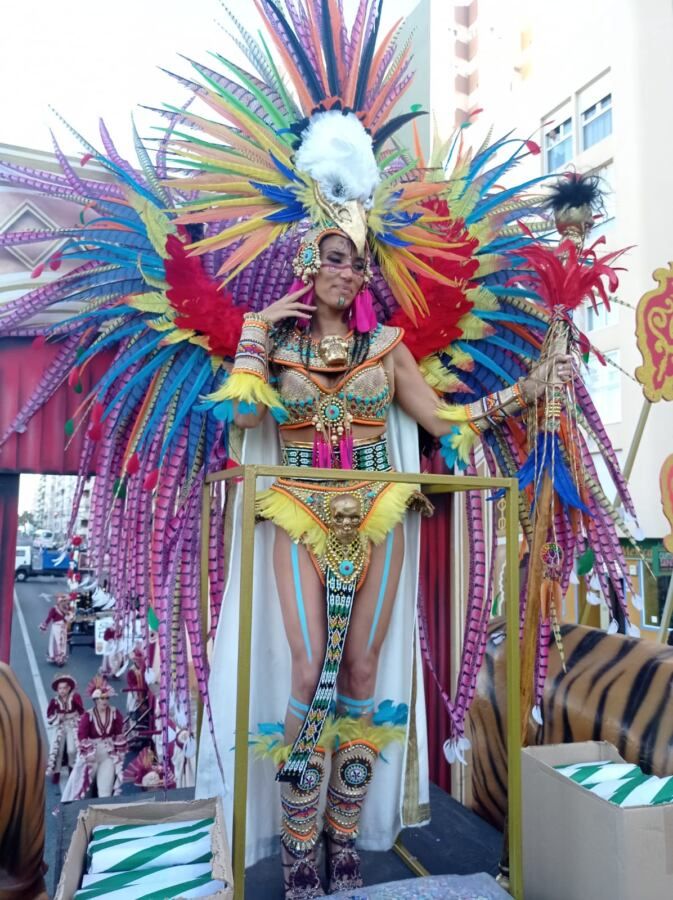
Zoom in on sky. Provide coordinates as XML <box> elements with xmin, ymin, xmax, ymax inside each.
<box><xmin>1</xmin><ymin>0</ymin><xmax>418</xmax><ymax>158</ymax></box>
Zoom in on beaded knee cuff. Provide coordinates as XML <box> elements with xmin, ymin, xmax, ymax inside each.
<box><xmin>324</xmin><ymin>740</ymin><xmax>378</xmax><ymax>843</ymax></box>
<box><xmin>280</xmin><ymin>750</ymin><xmax>325</xmax><ymax>855</ymax></box>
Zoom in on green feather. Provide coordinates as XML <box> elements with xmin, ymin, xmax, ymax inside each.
<box><xmin>577</xmin><ymin>548</ymin><xmax>595</xmax><ymax>577</ymax></box>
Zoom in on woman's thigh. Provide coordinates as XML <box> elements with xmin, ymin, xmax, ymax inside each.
<box><xmin>339</xmin><ymin>525</ymin><xmax>405</xmax><ymax>690</ymax></box>
<box><xmin>273</xmin><ymin>528</ymin><xmax>326</xmax><ymax>691</ymax></box>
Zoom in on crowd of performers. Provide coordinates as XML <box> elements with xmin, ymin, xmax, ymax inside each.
<box><xmin>41</xmin><ymin>600</ymin><xmax>195</xmax><ymax>801</ymax></box>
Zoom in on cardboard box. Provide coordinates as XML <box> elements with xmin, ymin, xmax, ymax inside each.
<box><xmin>55</xmin><ymin>797</ymin><xmax>233</xmax><ymax>900</ymax></box>
<box><xmin>522</xmin><ymin>741</ymin><xmax>673</xmax><ymax>900</ymax></box>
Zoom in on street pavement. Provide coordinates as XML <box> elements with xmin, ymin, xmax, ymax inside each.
<box><xmin>10</xmin><ymin>577</ymin><xmax>131</xmax><ymax>896</ymax></box>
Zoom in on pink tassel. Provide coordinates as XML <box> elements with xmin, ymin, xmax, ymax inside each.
<box><xmin>288</xmin><ymin>278</ymin><xmax>314</xmax><ymax>329</ymax></box>
<box><xmin>339</xmin><ymin>435</ymin><xmax>354</xmax><ymax>469</ymax></box>
<box><xmin>352</xmin><ymin>287</ymin><xmax>377</xmax><ymax>333</ymax></box>
<box><xmin>312</xmin><ymin>434</ymin><xmax>332</xmax><ymax>469</ymax></box>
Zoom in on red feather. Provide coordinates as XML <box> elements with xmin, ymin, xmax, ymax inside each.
<box><xmin>143</xmin><ymin>468</ymin><xmax>159</xmax><ymax>491</ymax></box>
<box><xmin>164</xmin><ymin>233</ymin><xmax>247</xmax><ymax>359</ymax></box>
<box><xmin>510</xmin><ymin>236</ymin><xmax>625</xmax><ymax>314</ymax></box>
<box><xmin>390</xmin><ymin>199</ymin><xmax>479</xmax><ymax>360</ymax></box>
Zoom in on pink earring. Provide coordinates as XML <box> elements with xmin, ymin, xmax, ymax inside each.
<box><xmin>352</xmin><ymin>286</ymin><xmax>377</xmax><ymax>333</ymax></box>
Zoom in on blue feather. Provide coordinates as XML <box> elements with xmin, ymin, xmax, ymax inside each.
<box><xmin>137</xmin><ymin>351</ymin><xmax>201</xmax><ymax>451</ymax></box>
<box><xmin>101</xmin><ymin>344</ymin><xmax>177</xmax><ymax>420</ymax></box>
<box><xmin>518</xmin><ymin>433</ymin><xmax>590</xmax><ymax>513</ymax></box>
<box><xmin>160</xmin><ymin>363</ymin><xmax>212</xmax><ymax>459</ymax></box>
<box><xmin>455</xmin><ymin>341</ymin><xmax>516</xmax><ymax>385</ymax></box>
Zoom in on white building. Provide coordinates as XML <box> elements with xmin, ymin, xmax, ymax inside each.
<box><xmin>33</xmin><ymin>474</ymin><xmax>92</xmax><ymax>543</ymax></box>
<box><xmin>407</xmin><ymin>0</ymin><xmax>673</xmax><ymax>635</ymax></box>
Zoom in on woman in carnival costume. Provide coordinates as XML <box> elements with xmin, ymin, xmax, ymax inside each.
<box><xmin>61</xmin><ymin>675</ymin><xmax>126</xmax><ymax>801</ymax></box>
<box><xmin>39</xmin><ymin>593</ymin><xmax>74</xmax><ymax>667</ymax></box>
<box><xmin>45</xmin><ymin>674</ymin><xmax>84</xmax><ymax>788</ymax></box>
<box><xmin>0</xmin><ymin>0</ymin><xmax>638</xmax><ymax>895</ymax></box>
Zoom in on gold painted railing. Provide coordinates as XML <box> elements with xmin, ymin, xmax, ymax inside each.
<box><xmin>200</xmin><ymin>465</ymin><xmax>523</xmax><ymax>899</ymax></box>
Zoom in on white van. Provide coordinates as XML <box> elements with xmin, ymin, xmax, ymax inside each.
<box><xmin>15</xmin><ymin>546</ymin><xmax>33</xmax><ymax>581</ymax></box>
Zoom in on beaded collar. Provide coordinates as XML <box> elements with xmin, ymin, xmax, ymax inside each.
<box><xmin>270</xmin><ymin>324</ymin><xmax>402</xmax><ymax>373</ymax></box>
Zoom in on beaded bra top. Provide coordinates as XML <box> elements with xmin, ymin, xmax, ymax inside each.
<box><xmin>270</xmin><ymin>324</ymin><xmax>402</xmax><ymax>431</ymax></box>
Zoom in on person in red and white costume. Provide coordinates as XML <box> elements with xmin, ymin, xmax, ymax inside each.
<box><xmin>45</xmin><ymin>674</ymin><xmax>84</xmax><ymax>788</ymax></box>
<box><xmin>39</xmin><ymin>594</ymin><xmax>74</xmax><ymax>667</ymax></box>
<box><xmin>61</xmin><ymin>676</ymin><xmax>126</xmax><ymax>802</ymax></box>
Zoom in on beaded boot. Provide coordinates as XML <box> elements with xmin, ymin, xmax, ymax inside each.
<box><xmin>323</xmin><ymin>739</ymin><xmax>378</xmax><ymax>893</ymax></box>
<box><xmin>280</xmin><ymin>750</ymin><xmax>326</xmax><ymax>900</ymax></box>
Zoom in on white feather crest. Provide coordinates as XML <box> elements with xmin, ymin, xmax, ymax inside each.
<box><xmin>295</xmin><ymin>110</ymin><xmax>380</xmax><ymax>206</ymax></box>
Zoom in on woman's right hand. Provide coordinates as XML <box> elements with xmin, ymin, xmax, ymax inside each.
<box><xmin>258</xmin><ymin>282</ymin><xmax>314</xmax><ymax>325</ymax></box>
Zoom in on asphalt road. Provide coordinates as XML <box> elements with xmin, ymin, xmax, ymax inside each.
<box><xmin>10</xmin><ymin>577</ymin><xmax>132</xmax><ymax>896</ymax></box>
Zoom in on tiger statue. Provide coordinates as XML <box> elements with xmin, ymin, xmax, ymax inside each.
<box><xmin>467</xmin><ymin>619</ymin><xmax>673</xmax><ymax>830</ymax></box>
<box><xmin>0</xmin><ymin>663</ymin><xmax>47</xmax><ymax>899</ymax></box>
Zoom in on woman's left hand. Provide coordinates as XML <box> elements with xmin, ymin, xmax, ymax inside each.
<box><xmin>520</xmin><ymin>353</ymin><xmax>574</xmax><ymax>403</ymax></box>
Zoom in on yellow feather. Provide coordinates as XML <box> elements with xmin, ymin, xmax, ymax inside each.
<box><xmin>160</xmin><ymin>328</ymin><xmax>196</xmax><ymax>345</ymax></box>
<box><xmin>255</xmin><ymin>489</ymin><xmax>326</xmax><ymax>556</ymax></box>
<box><xmin>125</xmin><ymin>192</ymin><xmax>176</xmax><ymax>259</ymax></box>
<box><xmin>129</xmin><ymin>292</ymin><xmax>169</xmax><ymax>314</ymax></box>
<box><xmin>467</xmin><ymin>286</ymin><xmax>499</xmax><ymax>311</ymax></box>
<box><xmin>361</xmin><ymin>483</ymin><xmax>417</xmax><ymax>544</ymax></box>
<box><xmin>456</xmin><ymin>313</ymin><xmax>492</xmax><ymax>340</ymax></box>
<box><xmin>419</xmin><ymin>355</ymin><xmax>470</xmax><ymax>393</ymax></box>
<box><xmin>322</xmin><ymin>717</ymin><xmax>406</xmax><ymax>751</ymax></box>
<box><xmin>205</xmin><ymin>372</ymin><xmax>284</xmax><ymax>411</ymax></box>
<box><xmin>435</xmin><ymin>402</ymin><xmax>470</xmax><ymax>423</ymax></box>
<box><xmin>449</xmin><ymin>424</ymin><xmax>479</xmax><ymax>464</ymax></box>
<box><xmin>146</xmin><ymin>317</ymin><xmax>177</xmax><ymax>333</ymax></box>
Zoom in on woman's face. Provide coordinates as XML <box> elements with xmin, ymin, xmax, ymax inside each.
<box><xmin>313</xmin><ymin>234</ymin><xmax>366</xmax><ymax>312</ymax></box>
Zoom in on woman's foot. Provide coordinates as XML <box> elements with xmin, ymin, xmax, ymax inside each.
<box><xmin>325</xmin><ymin>835</ymin><xmax>363</xmax><ymax>894</ymax></box>
<box><xmin>281</xmin><ymin>843</ymin><xmax>325</xmax><ymax>900</ymax></box>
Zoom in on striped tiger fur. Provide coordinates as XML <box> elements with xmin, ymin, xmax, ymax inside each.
<box><xmin>467</xmin><ymin>619</ymin><xmax>673</xmax><ymax>830</ymax></box>
<box><xmin>0</xmin><ymin>663</ymin><xmax>47</xmax><ymax>899</ymax></box>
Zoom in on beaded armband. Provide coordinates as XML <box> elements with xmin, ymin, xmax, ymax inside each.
<box><xmin>231</xmin><ymin>313</ymin><xmax>271</xmax><ymax>381</ymax></box>
<box><xmin>204</xmin><ymin>312</ymin><xmax>287</xmax><ymax>420</ymax></box>
<box><xmin>436</xmin><ymin>380</ymin><xmax>527</xmax><ymax>435</ymax></box>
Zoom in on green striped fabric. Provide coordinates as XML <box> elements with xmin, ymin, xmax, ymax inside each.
<box><xmin>555</xmin><ymin>760</ymin><xmax>673</xmax><ymax>807</ymax></box>
<box><xmin>77</xmin><ymin>863</ymin><xmax>220</xmax><ymax>899</ymax></box>
<box><xmin>88</xmin><ymin>821</ymin><xmax>214</xmax><ymax>874</ymax></box>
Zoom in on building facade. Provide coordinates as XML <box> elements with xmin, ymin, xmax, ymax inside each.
<box><xmin>406</xmin><ymin>0</ymin><xmax>673</xmax><ymax>638</ymax></box>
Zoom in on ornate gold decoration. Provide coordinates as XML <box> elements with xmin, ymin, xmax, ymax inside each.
<box><xmin>318</xmin><ymin>334</ymin><xmax>350</xmax><ymax>367</ymax></box>
<box><xmin>660</xmin><ymin>454</ymin><xmax>673</xmax><ymax>554</ymax></box>
<box><xmin>635</xmin><ymin>263</ymin><xmax>673</xmax><ymax>402</ymax></box>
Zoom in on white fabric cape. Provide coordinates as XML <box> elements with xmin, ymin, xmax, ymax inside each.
<box><xmin>196</xmin><ymin>406</ymin><xmax>430</xmax><ymax>866</ymax></box>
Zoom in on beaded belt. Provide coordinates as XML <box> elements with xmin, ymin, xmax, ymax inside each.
<box><xmin>281</xmin><ymin>435</ymin><xmax>391</xmax><ymax>472</ymax></box>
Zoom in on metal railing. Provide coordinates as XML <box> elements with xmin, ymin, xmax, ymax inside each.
<box><xmin>201</xmin><ymin>465</ymin><xmax>523</xmax><ymax>899</ymax></box>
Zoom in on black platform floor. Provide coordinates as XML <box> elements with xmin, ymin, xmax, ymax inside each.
<box><xmin>52</xmin><ymin>784</ymin><xmax>503</xmax><ymax>898</ymax></box>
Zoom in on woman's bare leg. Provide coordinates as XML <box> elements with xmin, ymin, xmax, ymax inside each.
<box><xmin>324</xmin><ymin>525</ymin><xmax>405</xmax><ymax>893</ymax></box>
<box><xmin>274</xmin><ymin>528</ymin><xmax>328</xmax><ymax>898</ymax></box>
<box><xmin>337</xmin><ymin>524</ymin><xmax>405</xmax><ymax>708</ymax></box>
<box><xmin>273</xmin><ymin>528</ymin><xmax>327</xmax><ymax>744</ymax></box>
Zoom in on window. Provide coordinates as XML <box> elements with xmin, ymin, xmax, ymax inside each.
<box><xmin>545</xmin><ymin>117</ymin><xmax>573</xmax><ymax>171</ymax></box>
<box><xmin>582</xmin><ymin>93</ymin><xmax>612</xmax><ymax>150</ymax></box>
<box><xmin>590</xmin><ymin>161</ymin><xmax>616</xmax><ymax>232</ymax></box>
<box><xmin>585</xmin><ymin>350</ymin><xmax>621</xmax><ymax>424</ymax></box>
<box><xmin>586</xmin><ymin>297</ymin><xmax>619</xmax><ymax>332</ymax></box>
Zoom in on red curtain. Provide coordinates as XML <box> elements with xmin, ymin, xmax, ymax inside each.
<box><xmin>420</xmin><ymin>452</ymin><xmax>453</xmax><ymax>792</ymax></box>
<box><xmin>0</xmin><ymin>338</ymin><xmax>111</xmax><ymax>659</ymax></box>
